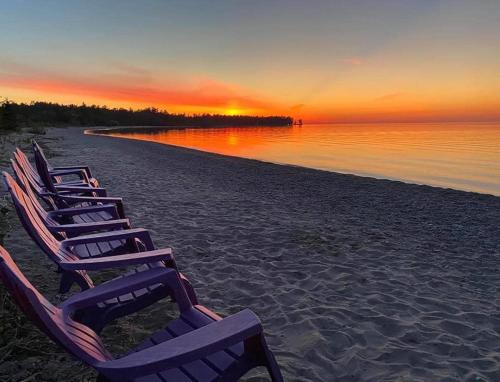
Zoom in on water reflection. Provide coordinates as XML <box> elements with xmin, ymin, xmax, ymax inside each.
<box><xmin>94</xmin><ymin>123</ymin><xmax>500</xmax><ymax>196</ymax></box>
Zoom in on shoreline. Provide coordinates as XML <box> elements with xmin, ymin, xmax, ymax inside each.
<box><xmin>1</xmin><ymin>126</ymin><xmax>500</xmax><ymax>381</ymax></box>
<box><xmin>85</xmin><ymin>124</ymin><xmax>293</xmax><ymax>135</ymax></box>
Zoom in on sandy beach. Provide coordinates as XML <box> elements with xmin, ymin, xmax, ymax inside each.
<box><xmin>1</xmin><ymin>126</ymin><xmax>500</xmax><ymax>381</ymax></box>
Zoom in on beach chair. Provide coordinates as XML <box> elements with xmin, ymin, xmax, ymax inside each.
<box><xmin>16</xmin><ymin>146</ymin><xmax>100</xmax><ymax>190</ymax></box>
<box><xmin>0</xmin><ymin>245</ymin><xmax>284</xmax><ymax>381</ymax></box>
<box><xmin>6</xmin><ymin>168</ymin><xmax>127</xmax><ymax>237</ymax></box>
<box><xmin>14</xmin><ymin>148</ymin><xmax>107</xmax><ymax>197</ymax></box>
<box><xmin>32</xmin><ymin>142</ymin><xmax>106</xmax><ymax>196</ymax></box>
<box><xmin>3</xmin><ymin>172</ymin><xmax>197</xmax><ymax>314</ymax></box>
<box><xmin>32</xmin><ymin>139</ymin><xmax>100</xmax><ymax>187</ymax></box>
<box><xmin>11</xmin><ymin>160</ymin><xmax>125</xmax><ymax>225</ymax></box>
<box><xmin>13</xmin><ymin>150</ymin><xmax>124</xmax><ymax>215</ymax></box>
<box><xmin>12</xmin><ymin>151</ymin><xmax>59</xmax><ymax>210</ymax></box>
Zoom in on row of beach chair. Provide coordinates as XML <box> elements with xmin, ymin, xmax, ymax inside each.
<box><xmin>0</xmin><ymin>140</ymin><xmax>283</xmax><ymax>381</ymax></box>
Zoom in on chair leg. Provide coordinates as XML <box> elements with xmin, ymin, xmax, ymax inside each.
<box><xmin>59</xmin><ymin>272</ymin><xmax>75</xmax><ymax>293</ymax></box>
<box><xmin>59</xmin><ymin>271</ymin><xmax>91</xmax><ymax>293</ymax></box>
<box><xmin>265</xmin><ymin>351</ymin><xmax>284</xmax><ymax>382</ymax></box>
<box><xmin>75</xmin><ymin>306</ymin><xmax>106</xmax><ymax>334</ymax></box>
<box><xmin>250</xmin><ymin>334</ymin><xmax>284</xmax><ymax>382</ymax></box>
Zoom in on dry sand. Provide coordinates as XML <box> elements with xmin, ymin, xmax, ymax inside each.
<box><xmin>2</xmin><ymin>126</ymin><xmax>500</xmax><ymax>381</ymax></box>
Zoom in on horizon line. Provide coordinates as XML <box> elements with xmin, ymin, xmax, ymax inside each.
<box><xmin>3</xmin><ymin>97</ymin><xmax>500</xmax><ymax>125</ymax></box>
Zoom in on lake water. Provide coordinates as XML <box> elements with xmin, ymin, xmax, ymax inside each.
<box><xmin>95</xmin><ymin>122</ymin><xmax>500</xmax><ymax>196</ymax></box>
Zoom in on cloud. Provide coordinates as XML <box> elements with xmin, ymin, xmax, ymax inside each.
<box><xmin>0</xmin><ymin>61</ymin><xmax>271</xmax><ymax>111</ymax></box>
<box><xmin>342</xmin><ymin>57</ymin><xmax>363</xmax><ymax>66</ymax></box>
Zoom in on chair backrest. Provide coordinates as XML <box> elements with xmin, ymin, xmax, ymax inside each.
<box><xmin>32</xmin><ymin>139</ymin><xmax>53</xmax><ymax>169</ymax></box>
<box><xmin>3</xmin><ymin>172</ymin><xmax>68</xmax><ymax>263</ymax></box>
<box><xmin>10</xmin><ymin>161</ymin><xmax>60</xmax><ymax>228</ymax></box>
<box><xmin>14</xmin><ymin>149</ymin><xmax>45</xmax><ymax>189</ymax></box>
<box><xmin>0</xmin><ymin>245</ymin><xmax>111</xmax><ymax>365</ymax></box>
<box><xmin>11</xmin><ymin>157</ymin><xmax>57</xmax><ymax>211</ymax></box>
<box><xmin>32</xmin><ymin>142</ymin><xmax>57</xmax><ymax>194</ymax></box>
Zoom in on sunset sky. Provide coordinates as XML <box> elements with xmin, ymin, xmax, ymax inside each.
<box><xmin>1</xmin><ymin>0</ymin><xmax>499</xmax><ymax>122</ymax></box>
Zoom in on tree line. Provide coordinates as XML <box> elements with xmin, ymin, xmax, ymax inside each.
<box><xmin>0</xmin><ymin>100</ymin><xmax>293</xmax><ymax>131</ymax></box>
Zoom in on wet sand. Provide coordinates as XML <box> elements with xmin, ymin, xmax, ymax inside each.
<box><xmin>2</xmin><ymin>126</ymin><xmax>500</xmax><ymax>381</ymax></box>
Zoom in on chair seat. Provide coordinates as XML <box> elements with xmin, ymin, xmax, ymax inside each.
<box><xmin>96</xmin><ymin>262</ymin><xmax>166</xmax><ymax>307</ymax></box>
<box><xmin>71</xmin><ymin>209</ymin><xmax>115</xmax><ymax>224</ymax></box>
<box><xmin>72</xmin><ymin>244</ymin><xmax>167</xmax><ymax>309</ymax></box>
<box><xmin>72</xmin><ymin>239</ymin><xmax>129</xmax><ymax>259</ymax></box>
<box><xmin>128</xmin><ymin>307</ymin><xmax>246</xmax><ymax>382</ymax></box>
<box><xmin>75</xmin><ymin>263</ymin><xmax>172</xmax><ymax>331</ymax></box>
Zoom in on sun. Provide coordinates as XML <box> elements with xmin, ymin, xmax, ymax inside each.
<box><xmin>225</xmin><ymin>108</ymin><xmax>241</xmax><ymax>116</ymax></box>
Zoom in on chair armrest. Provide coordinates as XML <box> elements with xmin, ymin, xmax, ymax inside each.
<box><xmin>96</xmin><ymin>309</ymin><xmax>262</xmax><ymax>379</ymax></box>
<box><xmin>52</xmin><ymin>165</ymin><xmax>93</xmax><ymax>178</ymax></box>
<box><xmin>55</xmin><ymin>179</ymin><xmax>88</xmax><ymax>186</ymax></box>
<box><xmin>51</xmin><ymin>168</ymin><xmax>89</xmax><ymax>183</ymax></box>
<box><xmin>55</xmin><ymin>185</ymin><xmax>107</xmax><ymax>197</ymax></box>
<box><xmin>48</xmin><ymin>219</ymin><xmax>130</xmax><ymax>235</ymax></box>
<box><xmin>56</xmin><ymin>195</ymin><xmax>125</xmax><ymax>218</ymax></box>
<box><xmin>60</xmin><ymin>266</ymin><xmax>178</xmax><ymax>312</ymax></box>
<box><xmin>60</xmin><ymin>228</ymin><xmax>154</xmax><ymax>250</ymax></box>
<box><xmin>58</xmin><ymin>247</ymin><xmax>173</xmax><ymax>271</ymax></box>
<box><xmin>48</xmin><ymin>204</ymin><xmax>118</xmax><ymax>219</ymax></box>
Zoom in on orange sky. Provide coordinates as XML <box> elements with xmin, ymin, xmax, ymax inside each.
<box><xmin>0</xmin><ymin>62</ymin><xmax>272</xmax><ymax>115</ymax></box>
<box><xmin>1</xmin><ymin>1</ymin><xmax>499</xmax><ymax>122</ymax></box>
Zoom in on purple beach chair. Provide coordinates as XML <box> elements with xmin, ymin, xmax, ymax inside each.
<box><xmin>32</xmin><ymin>139</ymin><xmax>100</xmax><ymax>187</ymax></box>
<box><xmin>14</xmin><ymin>147</ymin><xmax>107</xmax><ymax>198</ymax></box>
<box><xmin>3</xmin><ymin>172</ymin><xmax>197</xmax><ymax>319</ymax></box>
<box><xmin>15</xmin><ymin>146</ymin><xmax>101</xmax><ymax>192</ymax></box>
<box><xmin>32</xmin><ymin>142</ymin><xmax>107</xmax><ymax>197</ymax></box>
<box><xmin>11</xmin><ymin>160</ymin><xmax>125</xmax><ymax>226</ymax></box>
<box><xmin>0</xmin><ymin>245</ymin><xmax>284</xmax><ymax>381</ymax></box>
<box><xmin>13</xmin><ymin>150</ymin><xmax>126</xmax><ymax>217</ymax></box>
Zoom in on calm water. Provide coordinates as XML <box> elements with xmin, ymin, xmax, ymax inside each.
<box><xmin>97</xmin><ymin>123</ymin><xmax>500</xmax><ymax>196</ymax></box>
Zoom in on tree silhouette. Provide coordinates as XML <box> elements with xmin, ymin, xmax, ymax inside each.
<box><xmin>0</xmin><ymin>101</ymin><xmax>293</xmax><ymax>131</ymax></box>
<box><xmin>0</xmin><ymin>99</ymin><xmax>18</xmax><ymax>131</ymax></box>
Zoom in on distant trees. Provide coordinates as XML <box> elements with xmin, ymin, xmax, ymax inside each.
<box><xmin>0</xmin><ymin>100</ymin><xmax>18</xmax><ymax>131</ymax></box>
<box><xmin>0</xmin><ymin>101</ymin><xmax>293</xmax><ymax>130</ymax></box>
